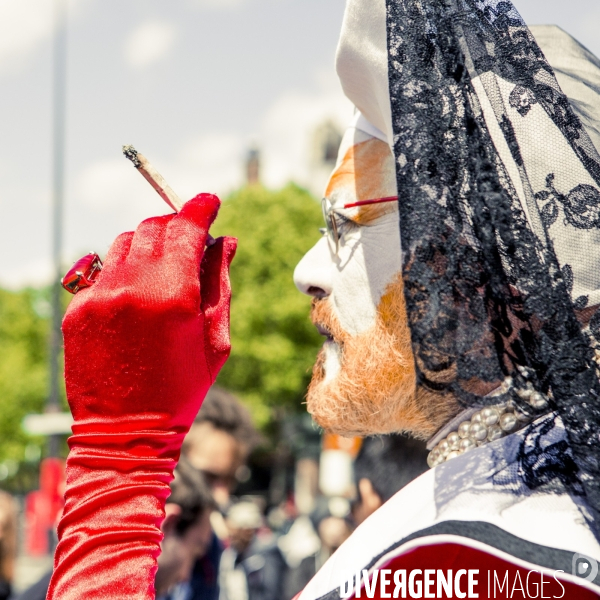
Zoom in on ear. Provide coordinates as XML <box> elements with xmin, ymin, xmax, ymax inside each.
<box><xmin>358</xmin><ymin>478</ymin><xmax>383</xmax><ymax>516</ymax></box>
<box><xmin>161</xmin><ymin>502</ymin><xmax>182</xmax><ymax>535</ymax></box>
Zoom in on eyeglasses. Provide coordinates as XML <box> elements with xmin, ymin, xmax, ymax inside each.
<box><xmin>321</xmin><ymin>195</ymin><xmax>398</xmax><ymax>252</ymax></box>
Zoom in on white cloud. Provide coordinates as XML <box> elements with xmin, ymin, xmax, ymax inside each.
<box><xmin>0</xmin><ymin>0</ymin><xmax>88</xmax><ymax>75</ymax></box>
<box><xmin>0</xmin><ymin>256</ymin><xmax>53</xmax><ymax>290</ymax></box>
<box><xmin>75</xmin><ymin>134</ymin><xmax>245</xmax><ymax>220</ymax></box>
<box><xmin>259</xmin><ymin>81</ymin><xmax>353</xmax><ymax>193</ymax></box>
<box><xmin>173</xmin><ymin>133</ymin><xmax>246</xmax><ymax>199</ymax></box>
<box><xmin>0</xmin><ymin>0</ymin><xmax>55</xmax><ymax>74</ymax></box>
<box><xmin>169</xmin><ymin>82</ymin><xmax>352</xmax><ymax>199</ymax></box>
<box><xmin>124</xmin><ymin>20</ymin><xmax>176</xmax><ymax>69</ymax></box>
<box><xmin>74</xmin><ymin>82</ymin><xmax>351</xmax><ymax>223</ymax></box>
<box><xmin>76</xmin><ymin>157</ymin><xmax>172</xmax><ymax>215</ymax></box>
<box><xmin>0</xmin><ymin>176</ymin><xmax>53</xmax><ymax>288</ymax></box>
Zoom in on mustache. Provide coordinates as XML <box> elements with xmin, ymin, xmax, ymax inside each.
<box><xmin>310</xmin><ymin>299</ymin><xmax>347</xmax><ymax>344</ymax></box>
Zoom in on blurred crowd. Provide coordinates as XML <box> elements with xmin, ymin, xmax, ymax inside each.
<box><xmin>0</xmin><ymin>387</ymin><xmax>429</xmax><ymax>600</ymax></box>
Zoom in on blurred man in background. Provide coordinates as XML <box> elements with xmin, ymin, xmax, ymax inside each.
<box><xmin>219</xmin><ymin>501</ymin><xmax>286</xmax><ymax>600</ymax></box>
<box><xmin>181</xmin><ymin>386</ymin><xmax>259</xmax><ymax>600</ymax></box>
<box><xmin>353</xmin><ymin>435</ymin><xmax>429</xmax><ymax>525</ymax></box>
<box><xmin>156</xmin><ymin>459</ymin><xmax>215</xmax><ymax>600</ymax></box>
<box><xmin>183</xmin><ymin>387</ymin><xmax>258</xmax><ymax>511</ymax></box>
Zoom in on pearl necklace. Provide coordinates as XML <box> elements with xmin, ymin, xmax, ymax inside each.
<box><xmin>427</xmin><ymin>376</ymin><xmax>550</xmax><ymax>468</ymax></box>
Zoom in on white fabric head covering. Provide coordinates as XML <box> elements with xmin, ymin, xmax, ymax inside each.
<box><xmin>335</xmin><ymin>0</ymin><xmax>392</xmax><ymax>144</ymax></box>
<box><xmin>532</xmin><ymin>25</ymin><xmax>600</xmax><ymax>153</ymax></box>
<box><xmin>336</xmin><ymin>0</ymin><xmax>600</xmax><ymax>153</ymax></box>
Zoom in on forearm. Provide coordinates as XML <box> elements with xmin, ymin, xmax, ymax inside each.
<box><xmin>48</xmin><ymin>431</ymin><xmax>183</xmax><ymax>600</ymax></box>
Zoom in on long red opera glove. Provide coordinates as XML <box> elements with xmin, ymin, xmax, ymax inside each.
<box><xmin>47</xmin><ymin>194</ymin><xmax>237</xmax><ymax>600</ymax></box>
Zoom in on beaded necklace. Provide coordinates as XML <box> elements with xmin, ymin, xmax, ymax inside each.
<box><xmin>427</xmin><ymin>376</ymin><xmax>550</xmax><ymax>468</ymax></box>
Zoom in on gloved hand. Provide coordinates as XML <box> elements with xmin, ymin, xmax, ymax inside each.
<box><xmin>47</xmin><ymin>194</ymin><xmax>237</xmax><ymax>600</ymax></box>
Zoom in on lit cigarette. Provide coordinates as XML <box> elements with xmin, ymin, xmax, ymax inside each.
<box><xmin>122</xmin><ymin>145</ymin><xmax>216</xmax><ymax>247</ymax></box>
<box><xmin>122</xmin><ymin>145</ymin><xmax>184</xmax><ymax>212</ymax></box>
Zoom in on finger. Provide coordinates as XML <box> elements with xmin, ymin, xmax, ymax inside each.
<box><xmin>164</xmin><ymin>194</ymin><xmax>221</xmax><ymax>276</ymax></box>
<box><xmin>102</xmin><ymin>232</ymin><xmax>134</xmax><ymax>272</ymax></box>
<box><xmin>200</xmin><ymin>236</ymin><xmax>238</xmax><ymax>381</ymax></box>
<box><xmin>125</xmin><ymin>214</ymin><xmax>175</xmax><ymax>265</ymax></box>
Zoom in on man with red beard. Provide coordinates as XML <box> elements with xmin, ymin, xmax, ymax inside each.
<box><xmin>291</xmin><ymin>0</ymin><xmax>600</xmax><ymax>598</ymax></box>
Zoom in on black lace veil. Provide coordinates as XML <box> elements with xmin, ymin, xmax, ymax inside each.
<box><xmin>386</xmin><ymin>0</ymin><xmax>600</xmax><ymax>536</ymax></box>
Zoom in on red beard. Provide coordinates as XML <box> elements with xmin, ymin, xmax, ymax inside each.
<box><xmin>307</xmin><ymin>276</ymin><xmax>458</xmax><ymax>438</ymax></box>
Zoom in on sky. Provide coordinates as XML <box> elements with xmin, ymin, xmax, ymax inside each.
<box><xmin>0</xmin><ymin>0</ymin><xmax>598</xmax><ymax>288</ymax></box>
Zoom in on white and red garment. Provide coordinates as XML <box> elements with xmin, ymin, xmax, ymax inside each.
<box><xmin>300</xmin><ymin>416</ymin><xmax>600</xmax><ymax>598</ymax></box>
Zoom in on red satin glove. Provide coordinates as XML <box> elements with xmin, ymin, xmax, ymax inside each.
<box><xmin>47</xmin><ymin>194</ymin><xmax>237</xmax><ymax>600</ymax></box>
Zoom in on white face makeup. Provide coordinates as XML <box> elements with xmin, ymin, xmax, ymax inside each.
<box><xmin>294</xmin><ymin>128</ymin><xmax>402</xmax><ymax>372</ymax></box>
<box><xmin>293</xmin><ymin>127</ymin><xmax>447</xmax><ymax>437</ymax></box>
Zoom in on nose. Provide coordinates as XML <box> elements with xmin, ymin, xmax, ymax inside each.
<box><xmin>294</xmin><ymin>237</ymin><xmax>333</xmax><ymax>297</ymax></box>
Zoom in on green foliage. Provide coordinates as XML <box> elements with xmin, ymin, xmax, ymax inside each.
<box><xmin>0</xmin><ymin>183</ymin><xmax>322</xmax><ymax>475</ymax></box>
<box><xmin>0</xmin><ymin>288</ymin><xmax>52</xmax><ymax>464</ymax></box>
<box><xmin>211</xmin><ymin>183</ymin><xmax>323</xmax><ymax>427</ymax></box>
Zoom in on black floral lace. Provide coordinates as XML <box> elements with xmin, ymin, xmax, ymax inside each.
<box><xmin>536</xmin><ymin>173</ymin><xmax>600</xmax><ymax>231</ymax></box>
<box><xmin>386</xmin><ymin>0</ymin><xmax>600</xmax><ymax>537</ymax></box>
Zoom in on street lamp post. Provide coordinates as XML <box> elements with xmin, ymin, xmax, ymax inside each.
<box><xmin>48</xmin><ymin>0</ymin><xmax>68</xmax><ymax>458</ymax></box>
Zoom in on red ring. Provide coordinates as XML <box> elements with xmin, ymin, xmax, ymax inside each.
<box><xmin>61</xmin><ymin>253</ymin><xmax>103</xmax><ymax>294</ymax></box>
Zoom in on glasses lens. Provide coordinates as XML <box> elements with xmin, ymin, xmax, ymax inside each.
<box><xmin>321</xmin><ymin>198</ymin><xmax>339</xmax><ymax>251</ymax></box>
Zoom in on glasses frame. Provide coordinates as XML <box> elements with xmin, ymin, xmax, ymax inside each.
<box><xmin>321</xmin><ymin>195</ymin><xmax>399</xmax><ymax>253</ymax></box>
<box><xmin>321</xmin><ymin>197</ymin><xmax>339</xmax><ymax>252</ymax></box>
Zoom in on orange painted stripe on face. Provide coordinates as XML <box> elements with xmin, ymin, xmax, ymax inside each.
<box><xmin>325</xmin><ymin>137</ymin><xmax>398</xmax><ymax>225</ymax></box>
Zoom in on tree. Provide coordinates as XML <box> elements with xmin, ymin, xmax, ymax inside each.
<box><xmin>211</xmin><ymin>183</ymin><xmax>323</xmax><ymax>427</ymax></box>
<box><xmin>0</xmin><ymin>287</ymin><xmax>64</xmax><ymax>489</ymax></box>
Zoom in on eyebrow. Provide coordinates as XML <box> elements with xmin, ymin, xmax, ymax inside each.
<box><xmin>343</xmin><ymin>195</ymin><xmax>398</xmax><ymax>209</ymax></box>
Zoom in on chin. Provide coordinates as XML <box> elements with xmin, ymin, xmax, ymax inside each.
<box><xmin>307</xmin><ymin>279</ymin><xmax>458</xmax><ymax>439</ymax></box>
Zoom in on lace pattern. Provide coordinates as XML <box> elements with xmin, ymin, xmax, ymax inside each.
<box><xmin>386</xmin><ymin>0</ymin><xmax>600</xmax><ymax>537</ymax></box>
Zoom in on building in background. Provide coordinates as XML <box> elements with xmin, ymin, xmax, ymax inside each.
<box><xmin>307</xmin><ymin>120</ymin><xmax>343</xmax><ymax>197</ymax></box>
<box><xmin>246</xmin><ymin>148</ymin><xmax>261</xmax><ymax>186</ymax></box>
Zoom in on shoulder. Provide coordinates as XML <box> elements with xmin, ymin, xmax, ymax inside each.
<box><xmin>299</xmin><ymin>431</ymin><xmax>600</xmax><ymax>600</ymax></box>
